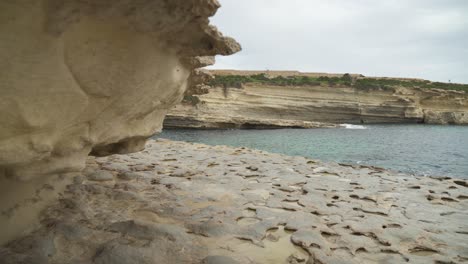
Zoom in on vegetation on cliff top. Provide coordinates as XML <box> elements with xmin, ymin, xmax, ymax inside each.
<box><xmin>209</xmin><ymin>73</ymin><xmax>468</xmax><ymax>92</ymax></box>
<box><xmin>182</xmin><ymin>95</ymin><xmax>201</xmax><ymax>106</ymax></box>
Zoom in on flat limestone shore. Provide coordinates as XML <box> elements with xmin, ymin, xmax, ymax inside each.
<box><xmin>1</xmin><ymin>139</ymin><xmax>467</xmax><ymax>264</ymax></box>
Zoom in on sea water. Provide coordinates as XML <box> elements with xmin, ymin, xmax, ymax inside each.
<box><xmin>157</xmin><ymin>124</ymin><xmax>468</xmax><ymax>179</ymax></box>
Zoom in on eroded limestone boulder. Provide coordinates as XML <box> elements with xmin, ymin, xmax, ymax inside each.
<box><xmin>0</xmin><ymin>0</ymin><xmax>240</xmax><ymax>179</ymax></box>
<box><xmin>0</xmin><ymin>0</ymin><xmax>239</xmax><ymax>244</ymax></box>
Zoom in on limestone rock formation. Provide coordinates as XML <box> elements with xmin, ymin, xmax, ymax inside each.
<box><xmin>0</xmin><ymin>0</ymin><xmax>239</xmax><ymax>244</ymax></box>
<box><xmin>1</xmin><ymin>139</ymin><xmax>466</xmax><ymax>263</ymax></box>
<box><xmin>165</xmin><ymin>70</ymin><xmax>468</xmax><ymax>128</ymax></box>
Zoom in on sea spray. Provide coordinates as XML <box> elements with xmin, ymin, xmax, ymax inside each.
<box><xmin>339</xmin><ymin>124</ymin><xmax>367</xmax><ymax>129</ymax></box>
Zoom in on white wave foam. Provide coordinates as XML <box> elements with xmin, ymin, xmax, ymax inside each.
<box><xmin>340</xmin><ymin>124</ymin><xmax>367</xmax><ymax>129</ymax></box>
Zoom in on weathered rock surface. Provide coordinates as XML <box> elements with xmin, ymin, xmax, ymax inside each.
<box><xmin>1</xmin><ymin>139</ymin><xmax>466</xmax><ymax>263</ymax></box>
<box><xmin>0</xmin><ymin>0</ymin><xmax>239</xmax><ymax>244</ymax></box>
<box><xmin>165</xmin><ymin>70</ymin><xmax>468</xmax><ymax>129</ymax></box>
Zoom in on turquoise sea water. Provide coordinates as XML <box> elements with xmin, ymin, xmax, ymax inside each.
<box><xmin>157</xmin><ymin>124</ymin><xmax>468</xmax><ymax>179</ymax></box>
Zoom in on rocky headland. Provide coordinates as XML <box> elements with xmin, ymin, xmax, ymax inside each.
<box><xmin>165</xmin><ymin>70</ymin><xmax>468</xmax><ymax>129</ymax></box>
<box><xmin>1</xmin><ymin>139</ymin><xmax>467</xmax><ymax>263</ymax></box>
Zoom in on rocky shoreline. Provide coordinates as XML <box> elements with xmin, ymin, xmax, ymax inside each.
<box><xmin>1</xmin><ymin>139</ymin><xmax>467</xmax><ymax>263</ymax></box>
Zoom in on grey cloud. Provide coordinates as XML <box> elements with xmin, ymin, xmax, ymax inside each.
<box><xmin>209</xmin><ymin>0</ymin><xmax>468</xmax><ymax>83</ymax></box>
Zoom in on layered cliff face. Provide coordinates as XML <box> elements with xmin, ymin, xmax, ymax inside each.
<box><xmin>0</xmin><ymin>0</ymin><xmax>239</xmax><ymax>244</ymax></box>
<box><xmin>165</xmin><ymin>71</ymin><xmax>468</xmax><ymax>128</ymax></box>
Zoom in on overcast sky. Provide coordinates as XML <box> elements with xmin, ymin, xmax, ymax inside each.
<box><xmin>208</xmin><ymin>0</ymin><xmax>468</xmax><ymax>83</ymax></box>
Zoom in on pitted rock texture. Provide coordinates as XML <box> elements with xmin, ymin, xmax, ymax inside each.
<box><xmin>1</xmin><ymin>139</ymin><xmax>466</xmax><ymax>263</ymax></box>
<box><xmin>0</xmin><ymin>0</ymin><xmax>239</xmax><ymax>244</ymax></box>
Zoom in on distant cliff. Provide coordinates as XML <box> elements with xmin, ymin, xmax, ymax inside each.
<box><xmin>164</xmin><ymin>70</ymin><xmax>468</xmax><ymax>129</ymax></box>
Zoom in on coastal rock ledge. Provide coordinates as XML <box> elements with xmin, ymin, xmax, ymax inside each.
<box><xmin>1</xmin><ymin>140</ymin><xmax>467</xmax><ymax>263</ymax></box>
<box><xmin>0</xmin><ymin>0</ymin><xmax>239</xmax><ymax>244</ymax></box>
